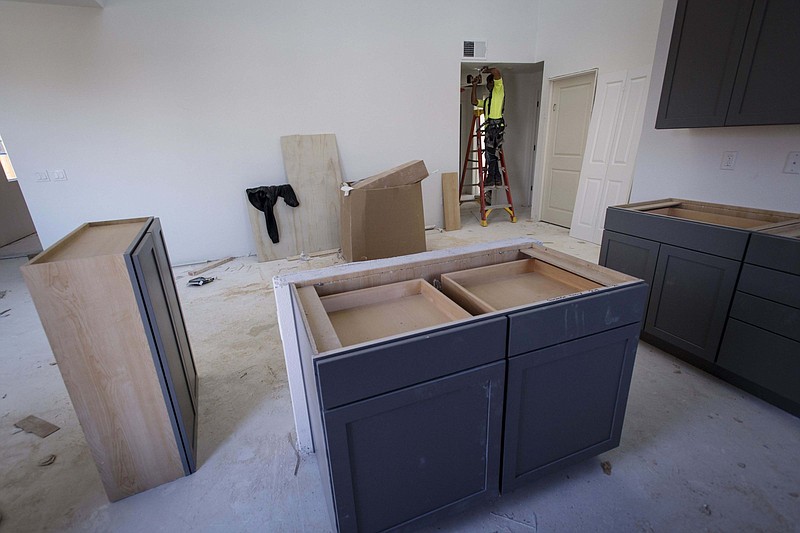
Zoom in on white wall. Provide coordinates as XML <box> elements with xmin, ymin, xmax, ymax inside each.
<box><xmin>631</xmin><ymin>0</ymin><xmax>800</xmax><ymax>212</ymax></box>
<box><xmin>531</xmin><ymin>0</ymin><xmax>664</xmax><ymax>220</ymax></box>
<box><xmin>0</xmin><ymin>0</ymin><xmax>537</xmax><ymax>263</ymax></box>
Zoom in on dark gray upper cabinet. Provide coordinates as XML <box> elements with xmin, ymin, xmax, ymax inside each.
<box><xmin>726</xmin><ymin>0</ymin><xmax>800</xmax><ymax>125</ymax></box>
<box><xmin>656</xmin><ymin>0</ymin><xmax>753</xmax><ymax>128</ymax></box>
<box><xmin>656</xmin><ymin>0</ymin><xmax>800</xmax><ymax>128</ymax></box>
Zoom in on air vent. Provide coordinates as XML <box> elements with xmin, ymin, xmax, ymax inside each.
<box><xmin>463</xmin><ymin>40</ymin><xmax>487</xmax><ymax>59</ymax></box>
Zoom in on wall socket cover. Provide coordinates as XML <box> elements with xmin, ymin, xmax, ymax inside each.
<box><xmin>720</xmin><ymin>151</ymin><xmax>737</xmax><ymax>170</ymax></box>
<box><xmin>49</xmin><ymin>169</ymin><xmax>68</xmax><ymax>181</ymax></box>
<box><xmin>784</xmin><ymin>152</ymin><xmax>800</xmax><ymax>174</ymax></box>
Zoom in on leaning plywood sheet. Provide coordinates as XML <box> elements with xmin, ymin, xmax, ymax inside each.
<box><xmin>281</xmin><ymin>134</ymin><xmax>343</xmax><ymax>255</ymax></box>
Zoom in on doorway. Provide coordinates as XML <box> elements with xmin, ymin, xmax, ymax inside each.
<box><xmin>459</xmin><ymin>62</ymin><xmax>544</xmax><ymax>218</ymax></box>
<box><xmin>539</xmin><ymin>70</ymin><xmax>597</xmax><ymax>227</ymax></box>
<box><xmin>0</xmin><ymin>132</ymin><xmax>41</xmax><ymax>258</ymax></box>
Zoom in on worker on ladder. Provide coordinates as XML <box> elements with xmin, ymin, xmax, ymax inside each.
<box><xmin>470</xmin><ymin>66</ymin><xmax>505</xmax><ymax>204</ymax></box>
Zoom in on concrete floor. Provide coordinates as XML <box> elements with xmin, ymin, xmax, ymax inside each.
<box><xmin>1</xmin><ymin>205</ymin><xmax>799</xmax><ymax>532</ymax></box>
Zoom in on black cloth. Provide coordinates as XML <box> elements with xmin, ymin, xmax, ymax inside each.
<box><xmin>484</xmin><ymin>118</ymin><xmax>506</xmax><ymax>186</ymax></box>
<box><xmin>246</xmin><ymin>185</ymin><xmax>300</xmax><ymax>244</ymax></box>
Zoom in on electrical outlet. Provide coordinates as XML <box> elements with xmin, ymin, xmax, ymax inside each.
<box><xmin>783</xmin><ymin>152</ymin><xmax>800</xmax><ymax>174</ymax></box>
<box><xmin>720</xmin><ymin>151</ymin><xmax>737</xmax><ymax>170</ymax></box>
<box><xmin>49</xmin><ymin>169</ymin><xmax>68</xmax><ymax>181</ymax></box>
<box><xmin>35</xmin><ymin>172</ymin><xmax>50</xmax><ymax>182</ymax></box>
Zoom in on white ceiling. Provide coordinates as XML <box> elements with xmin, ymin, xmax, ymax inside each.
<box><xmin>4</xmin><ymin>0</ymin><xmax>103</xmax><ymax>7</ymax></box>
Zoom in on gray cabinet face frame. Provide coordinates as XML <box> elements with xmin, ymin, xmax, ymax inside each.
<box><xmin>599</xmin><ymin>230</ymin><xmax>660</xmax><ymax>291</ymax></box>
<box><xmin>323</xmin><ymin>361</ymin><xmax>506</xmax><ymax>533</ymax></box>
<box><xmin>130</xmin><ymin>222</ymin><xmax>197</xmax><ymax>473</ymax></box>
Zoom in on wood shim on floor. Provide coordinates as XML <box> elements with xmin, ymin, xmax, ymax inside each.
<box><xmin>14</xmin><ymin>415</ymin><xmax>60</xmax><ymax>438</ymax></box>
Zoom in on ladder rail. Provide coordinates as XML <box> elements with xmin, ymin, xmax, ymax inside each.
<box><xmin>459</xmin><ymin>108</ymin><xmax>517</xmax><ymax>226</ymax></box>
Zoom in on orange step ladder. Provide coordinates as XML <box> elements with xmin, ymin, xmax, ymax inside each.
<box><xmin>459</xmin><ymin>109</ymin><xmax>516</xmax><ymax>227</ymax></box>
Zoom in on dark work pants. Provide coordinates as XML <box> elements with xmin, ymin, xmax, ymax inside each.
<box><xmin>484</xmin><ymin>119</ymin><xmax>505</xmax><ymax>186</ymax></box>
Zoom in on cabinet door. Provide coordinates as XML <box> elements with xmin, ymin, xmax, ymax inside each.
<box><xmin>726</xmin><ymin>0</ymin><xmax>800</xmax><ymax>125</ymax></box>
<box><xmin>599</xmin><ymin>230</ymin><xmax>660</xmax><ymax>289</ymax></box>
<box><xmin>655</xmin><ymin>0</ymin><xmax>753</xmax><ymax>128</ymax></box>
<box><xmin>502</xmin><ymin>324</ymin><xmax>640</xmax><ymax>492</ymax></box>
<box><xmin>323</xmin><ymin>361</ymin><xmax>505</xmax><ymax>533</ymax></box>
<box><xmin>645</xmin><ymin>245</ymin><xmax>739</xmax><ymax>362</ymax></box>
<box><xmin>132</xmin><ymin>230</ymin><xmax>197</xmax><ymax>473</ymax></box>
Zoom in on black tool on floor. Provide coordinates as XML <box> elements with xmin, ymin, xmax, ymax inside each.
<box><xmin>187</xmin><ymin>276</ymin><xmax>215</xmax><ymax>286</ymax></box>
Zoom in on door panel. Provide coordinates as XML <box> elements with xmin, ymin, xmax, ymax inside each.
<box><xmin>570</xmin><ymin>67</ymin><xmax>650</xmax><ymax>244</ymax></box>
<box><xmin>132</xmin><ymin>232</ymin><xmax>196</xmax><ymax>472</ymax></box>
<box><xmin>502</xmin><ymin>324</ymin><xmax>640</xmax><ymax>492</ymax></box>
<box><xmin>324</xmin><ymin>361</ymin><xmax>505</xmax><ymax>533</ymax></box>
<box><xmin>645</xmin><ymin>245</ymin><xmax>739</xmax><ymax>361</ymax></box>
<box><xmin>541</xmin><ymin>71</ymin><xmax>596</xmax><ymax>227</ymax></box>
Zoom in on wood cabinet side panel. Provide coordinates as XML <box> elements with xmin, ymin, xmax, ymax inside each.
<box><xmin>22</xmin><ymin>255</ymin><xmax>185</xmax><ymax>500</ymax></box>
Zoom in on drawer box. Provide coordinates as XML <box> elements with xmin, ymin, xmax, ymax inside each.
<box><xmin>729</xmin><ymin>292</ymin><xmax>800</xmax><ymax>342</ymax></box>
<box><xmin>313</xmin><ymin>318</ymin><xmax>507</xmax><ymax>410</ymax></box>
<box><xmin>737</xmin><ymin>264</ymin><xmax>800</xmax><ymax>309</ymax></box>
<box><xmin>440</xmin><ymin>258</ymin><xmax>601</xmax><ymax>314</ymax></box>
<box><xmin>298</xmin><ymin>279</ymin><xmax>471</xmax><ymax>351</ymax></box>
<box><xmin>746</xmin><ymin>223</ymin><xmax>800</xmax><ymax>275</ymax></box>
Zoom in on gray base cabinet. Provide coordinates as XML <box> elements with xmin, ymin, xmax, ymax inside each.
<box><xmin>502</xmin><ymin>323</ymin><xmax>640</xmax><ymax>492</ymax></box>
<box><xmin>276</xmin><ymin>241</ymin><xmax>647</xmax><ymax>532</ymax></box>
<box><xmin>324</xmin><ymin>361</ymin><xmax>505</xmax><ymax>533</ymax></box>
<box><xmin>600</xmin><ymin>200</ymin><xmax>800</xmax><ymax>416</ymax></box>
<box><xmin>717</xmin><ymin>225</ymin><xmax>800</xmax><ymax>412</ymax></box>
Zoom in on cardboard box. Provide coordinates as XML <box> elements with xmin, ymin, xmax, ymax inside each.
<box><xmin>351</xmin><ymin>160</ymin><xmax>428</xmax><ymax>190</ymax></box>
<box><xmin>341</xmin><ymin>162</ymin><xmax>428</xmax><ymax>262</ymax></box>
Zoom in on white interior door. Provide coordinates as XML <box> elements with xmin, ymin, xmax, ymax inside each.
<box><xmin>570</xmin><ymin>66</ymin><xmax>650</xmax><ymax>244</ymax></box>
<box><xmin>540</xmin><ymin>71</ymin><xmax>596</xmax><ymax>227</ymax></box>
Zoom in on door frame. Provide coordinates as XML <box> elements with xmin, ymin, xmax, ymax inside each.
<box><xmin>533</xmin><ymin>68</ymin><xmax>598</xmax><ymax>224</ymax></box>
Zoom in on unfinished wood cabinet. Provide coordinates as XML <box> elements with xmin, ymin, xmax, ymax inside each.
<box><xmin>275</xmin><ymin>239</ymin><xmax>647</xmax><ymax>532</ymax></box>
<box><xmin>22</xmin><ymin>218</ymin><xmax>197</xmax><ymax>501</ymax></box>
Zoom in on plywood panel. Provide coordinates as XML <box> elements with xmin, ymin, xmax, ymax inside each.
<box><xmin>281</xmin><ymin>134</ymin><xmax>343</xmax><ymax>255</ymax></box>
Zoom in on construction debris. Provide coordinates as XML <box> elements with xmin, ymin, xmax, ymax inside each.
<box><xmin>38</xmin><ymin>455</ymin><xmax>57</xmax><ymax>467</ymax></box>
<box><xmin>601</xmin><ymin>461</ymin><xmax>612</xmax><ymax>475</ymax></box>
<box><xmin>14</xmin><ymin>415</ymin><xmax>60</xmax><ymax>438</ymax></box>
<box><xmin>187</xmin><ymin>257</ymin><xmax>234</xmax><ymax>276</ymax></box>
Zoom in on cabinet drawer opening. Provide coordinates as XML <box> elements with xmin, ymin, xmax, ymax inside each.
<box><xmin>441</xmin><ymin>259</ymin><xmax>602</xmax><ymax>315</ymax></box>
<box><xmin>296</xmin><ymin>279</ymin><xmax>471</xmax><ymax>353</ymax></box>
<box><xmin>623</xmin><ymin>199</ymin><xmax>799</xmax><ymax>230</ymax></box>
